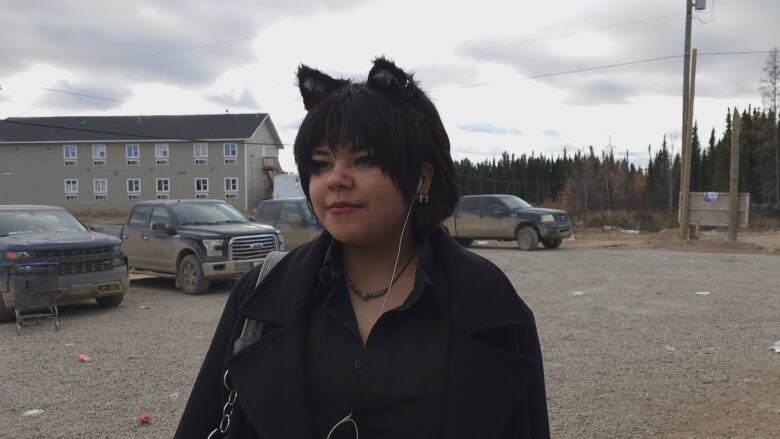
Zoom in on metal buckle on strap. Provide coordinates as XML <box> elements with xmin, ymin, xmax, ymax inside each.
<box><xmin>207</xmin><ymin>370</ymin><xmax>238</xmax><ymax>438</ymax></box>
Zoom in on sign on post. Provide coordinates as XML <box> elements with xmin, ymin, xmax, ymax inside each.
<box><xmin>679</xmin><ymin>192</ymin><xmax>750</xmax><ymax>228</ymax></box>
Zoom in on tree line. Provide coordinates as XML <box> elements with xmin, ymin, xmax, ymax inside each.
<box><xmin>454</xmin><ymin>107</ymin><xmax>780</xmax><ymax>214</ymax></box>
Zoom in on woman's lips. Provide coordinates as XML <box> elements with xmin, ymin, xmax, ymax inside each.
<box><xmin>327</xmin><ymin>202</ymin><xmax>359</xmax><ymax>214</ymax></box>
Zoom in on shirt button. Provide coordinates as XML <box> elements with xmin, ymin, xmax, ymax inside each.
<box><xmin>353</xmin><ymin>360</ymin><xmax>362</xmax><ymax>369</ymax></box>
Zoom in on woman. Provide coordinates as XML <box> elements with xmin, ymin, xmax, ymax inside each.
<box><xmin>175</xmin><ymin>57</ymin><xmax>549</xmax><ymax>439</ymax></box>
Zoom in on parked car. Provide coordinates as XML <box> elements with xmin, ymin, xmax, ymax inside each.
<box><xmin>0</xmin><ymin>205</ymin><xmax>128</xmax><ymax>323</ymax></box>
<box><xmin>120</xmin><ymin>199</ymin><xmax>283</xmax><ymax>294</ymax></box>
<box><xmin>442</xmin><ymin>194</ymin><xmax>572</xmax><ymax>250</ymax></box>
<box><xmin>254</xmin><ymin>197</ymin><xmax>322</xmax><ymax>250</ymax></box>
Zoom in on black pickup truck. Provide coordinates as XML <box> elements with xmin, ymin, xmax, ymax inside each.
<box><xmin>120</xmin><ymin>199</ymin><xmax>283</xmax><ymax>294</ymax></box>
<box><xmin>0</xmin><ymin>205</ymin><xmax>128</xmax><ymax>323</ymax></box>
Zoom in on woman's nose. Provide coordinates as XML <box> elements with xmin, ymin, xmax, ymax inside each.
<box><xmin>326</xmin><ymin>162</ymin><xmax>353</xmax><ymax>190</ymax></box>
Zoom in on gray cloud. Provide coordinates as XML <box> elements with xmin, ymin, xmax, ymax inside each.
<box><xmin>206</xmin><ymin>88</ymin><xmax>259</xmax><ymax>109</ymax></box>
<box><xmin>458</xmin><ymin>1</ymin><xmax>779</xmax><ymax>104</ymax></box>
<box><xmin>541</xmin><ymin>129</ymin><xmax>559</xmax><ymax>137</ymax></box>
<box><xmin>35</xmin><ymin>80</ymin><xmax>132</xmax><ymax>111</ymax></box>
<box><xmin>0</xmin><ymin>0</ymin><xmax>374</xmax><ymax>86</ymax></box>
<box><xmin>458</xmin><ymin>123</ymin><xmax>522</xmax><ymax>135</ymax></box>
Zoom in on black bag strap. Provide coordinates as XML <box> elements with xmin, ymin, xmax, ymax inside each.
<box><xmin>207</xmin><ymin>251</ymin><xmax>288</xmax><ymax>439</ymax></box>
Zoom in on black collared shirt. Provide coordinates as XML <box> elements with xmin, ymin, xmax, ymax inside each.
<box><xmin>305</xmin><ymin>238</ymin><xmax>449</xmax><ymax>439</ymax></box>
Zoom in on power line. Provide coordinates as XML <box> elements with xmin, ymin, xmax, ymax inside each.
<box><xmin>39</xmin><ymin>87</ymin><xmax>125</xmax><ymax>103</ymax></box>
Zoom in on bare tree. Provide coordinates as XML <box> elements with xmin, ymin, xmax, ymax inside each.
<box><xmin>759</xmin><ymin>47</ymin><xmax>779</xmax><ymax>207</ymax></box>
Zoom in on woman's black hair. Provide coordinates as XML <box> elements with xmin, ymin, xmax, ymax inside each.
<box><xmin>293</xmin><ymin>56</ymin><xmax>460</xmax><ymax>233</ymax></box>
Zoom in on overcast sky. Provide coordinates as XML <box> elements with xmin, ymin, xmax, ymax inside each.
<box><xmin>1</xmin><ymin>0</ymin><xmax>778</xmax><ymax>172</ymax></box>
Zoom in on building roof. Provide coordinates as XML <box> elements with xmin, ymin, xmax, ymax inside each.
<box><xmin>0</xmin><ymin>113</ymin><xmax>271</xmax><ymax>143</ymax></box>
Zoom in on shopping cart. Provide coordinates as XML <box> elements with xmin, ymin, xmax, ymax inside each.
<box><xmin>11</xmin><ymin>262</ymin><xmax>60</xmax><ymax>335</ymax></box>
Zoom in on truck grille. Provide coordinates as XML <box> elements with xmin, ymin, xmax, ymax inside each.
<box><xmin>229</xmin><ymin>235</ymin><xmax>277</xmax><ymax>260</ymax></box>
<box><xmin>554</xmin><ymin>213</ymin><xmax>569</xmax><ymax>223</ymax></box>
<box><xmin>31</xmin><ymin>247</ymin><xmax>116</xmax><ymax>275</ymax></box>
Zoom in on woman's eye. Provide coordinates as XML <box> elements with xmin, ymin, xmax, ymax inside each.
<box><xmin>310</xmin><ymin>160</ymin><xmax>332</xmax><ymax>173</ymax></box>
<box><xmin>353</xmin><ymin>155</ymin><xmax>378</xmax><ymax>167</ymax></box>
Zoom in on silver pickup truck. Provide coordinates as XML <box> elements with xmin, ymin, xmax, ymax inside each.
<box><xmin>442</xmin><ymin>194</ymin><xmax>572</xmax><ymax>250</ymax></box>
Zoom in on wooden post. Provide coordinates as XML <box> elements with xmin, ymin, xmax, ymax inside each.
<box><xmin>681</xmin><ymin>49</ymin><xmax>697</xmax><ymax>239</ymax></box>
<box><xmin>728</xmin><ymin>109</ymin><xmax>741</xmax><ymax>241</ymax></box>
<box><xmin>679</xmin><ymin>0</ymin><xmax>693</xmax><ymax>239</ymax></box>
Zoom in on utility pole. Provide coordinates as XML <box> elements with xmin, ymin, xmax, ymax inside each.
<box><xmin>728</xmin><ymin>109</ymin><xmax>741</xmax><ymax>241</ymax></box>
<box><xmin>679</xmin><ymin>0</ymin><xmax>706</xmax><ymax>239</ymax></box>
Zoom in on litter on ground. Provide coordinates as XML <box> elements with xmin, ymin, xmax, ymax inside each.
<box><xmin>77</xmin><ymin>352</ymin><xmax>92</xmax><ymax>362</ymax></box>
<box><xmin>137</xmin><ymin>411</ymin><xmax>154</xmax><ymax>425</ymax></box>
<box><xmin>139</xmin><ymin>305</ymin><xmax>150</xmax><ymax>310</ymax></box>
<box><xmin>622</xmin><ymin>229</ymin><xmax>640</xmax><ymax>234</ymax></box>
<box><xmin>572</xmin><ymin>291</ymin><xmax>584</xmax><ymax>296</ymax></box>
<box><xmin>475</xmin><ymin>240</ymin><xmax>488</xmax><ymax>245</ymax></box>
<box><xmin>665</xmin><ymin>346</ymin><xmax>676</xmax><ymax>351</ymax></box>
<box><xmin>695</xmin><ymin>291</ymin><xmax>710</xmax><ymax>296</ymax></box>
<box><xmin>22</xmin><ymin>409</ymin><xmax>43</xmax><ymax>417</ymax></box>
<box><xmin>772</xmin><ymin>340</ymin><xmax>780</xmax><ymax>353</ymax></box>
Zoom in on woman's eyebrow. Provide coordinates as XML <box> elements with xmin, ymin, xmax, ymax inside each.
<box><xmin>311</xmin><ymin>148</ymin><xmax>332</xmax><ymax>157</ymax></box>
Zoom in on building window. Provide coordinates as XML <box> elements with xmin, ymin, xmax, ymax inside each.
<box><xmin>194</xmin><ymin>143</ymin><xmax>208</xmax><ymax>157</ymax></box>
<box><xmin>94</xmin><ymin>178</ymin><xmax>108</xmax><ymax>194</ymax></box>
<box><xmin>65</xmin><ymin>179</ymin><xmax>78</xmax><ymax>200</ymax></box>
<box><xmin>127</xmin><ymin>178</ymin><xmax>141</xmax><ymax>194</ymax></box>
<box><xmin>63</xmin><ymin>144</ymin><xmax>77</xmax><ymax>159</ymax></box>
<box><xmin>224</xmin><ymin>143</ymin><xmax>238</xmax><ymax>164</ymax></box>
<box><xmin>63</xmin><ymin>144</ymin><xmax>77</xmax><ymax>166</ymax></box>
<box><xmin>225</xmin><ymin>193</ymin><xmax>238</xmax><ymax>199</ymax></box>
<box><xmin>92</xmin><ymin>144</ymin><xmax>107</xmax><ymax>159</ymax></box>
<box><xmin>156</xmin><ymin>178</ymin><xmax>170</xmax><ymax>193</ymax></box>
<box><xmin>155</xmin><ymin>143</ymin><xmax>170</xmax><ymax>158</ymax></box>
<box><xmin>128</xmin><ymin>194</ymin><xmax>141</xmax><ymax>200</ymax></box>
<box><xmin>126</xmin><ymin>144</ymin><xmax>140</xmax><ymax>158</ymax></box>
<box><xmin>156</xmin><ymin>193</ymin><xmax>170</xmax><ymax>200</ymax></box>
<box><xmin>126</xmin><ymin>144</ymin><xmax>140</xmax><ymax>165</ymax></box>
<box><xmin>224</xmin><ymin>177</ymin><xmax>238</xmax><ymax>192</ymax></box>
<box><xmin>195</xmin><ymin>178</ymin><xmax>208</xmax><ymax>193</ymax></box>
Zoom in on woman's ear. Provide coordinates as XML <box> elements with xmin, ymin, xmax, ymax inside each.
<box><xmin>367</xmin><ymin>56</ymin><xmax>416</xmax><ymax>95</ymax></box>
<box><xmin>420</xmin><ymin>161</ymin><xmax>434</xmax><ymax>194</ymax></box>
<box><xmin>297</xmin><ymin>65</ymin><xmax>350</xmax><ymax>111</ymax></box>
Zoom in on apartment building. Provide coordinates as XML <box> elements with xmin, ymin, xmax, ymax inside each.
<box><xmin>0</xmin><ymin>113</ymin><xmax>284</xmax><ymax>212</ymax></box>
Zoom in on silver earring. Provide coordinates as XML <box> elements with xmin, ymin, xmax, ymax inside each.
<box><xmin>416</xmin><ymin>193</ymin><xmax>429</xmax><ymax>204</ymax></box>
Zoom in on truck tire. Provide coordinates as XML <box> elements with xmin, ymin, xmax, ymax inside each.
<box><xmin>0</xmin><ymin>296</ymin><xmax>13</xmax><ymax>323</ymax></box>
<box><xmin>516</xmin><ymin>226</ymin><xmax>539</xmax><ymax>251</ymax></box>
<box><xmin>95</xmin><ymin>294</ymin><xmax>124</xmax><ymax>307</ymax></box>
<box><xmin>178</xmin><ymin>254</ymin><xmax>211</xmax><ymax>295</ymax></box>
<box><xmin>542</xmin><ymin>238</ymin><xmax>562</xmax><ymax>249</ymax></box>
<box><xmin>455</xmin><ymin>238</ymin><xmax>474</xmax><ymax>247</ymax></box>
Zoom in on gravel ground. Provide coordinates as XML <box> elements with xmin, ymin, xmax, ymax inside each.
<box><xmin>1</xmin><ymin>246</ymin><xmax>778</xmax><ymax>438</ymax></box>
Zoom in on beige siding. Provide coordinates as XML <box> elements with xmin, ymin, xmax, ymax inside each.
<box><xmin>245</xmin><ymin>118</ymin><xmax>283</xmax><ymax>211</ymax></box>
<box><xmin>0</xmin><ymin>141</ymin><xmax>248</xmax><ymax>211</ymax></box>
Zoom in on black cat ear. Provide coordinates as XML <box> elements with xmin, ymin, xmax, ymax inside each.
<box><xmin>367</xmin><ymin>56</ymin><xmax>416</xmax><ymax>95</ymax></box>
<box><xmin>297</xmin><ymin>65</ymin><xmax>350</xmax><ymax>111</ymax></box>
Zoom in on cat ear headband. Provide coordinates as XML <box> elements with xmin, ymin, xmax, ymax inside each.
<box><xmin>296</xmin><ymin>56</ymin><xmax>419</xmax><ymax>111</ymax></box>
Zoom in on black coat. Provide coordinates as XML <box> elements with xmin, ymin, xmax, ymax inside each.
<box><xmin>175</xmin><ymin>227</ymin><xmax>550</xmax><ymax>439</ymax></box>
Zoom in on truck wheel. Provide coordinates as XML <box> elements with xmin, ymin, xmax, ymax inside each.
<box><xmin>542</xmin><ymin>239</ymin><xmax>562</xmax><ymax>249</ymax></box>
<box><xmin>455</xmin><ymin>238</ymin><xmax>474</xmax><ymax>247</ymax></box>
<box><xmin>516</xmin><ymin>226</ymin><xmax>539</xmax><ymax>251</ymax></box>
<box><xmin>178</xmin><ymin>255</ymin><xmax>211</xmax><ymax>295</ymax></box>
<box><xmin>0</xmin><ymin>296</ymin><xmax>13</xmax><ymax>323</ymax></box>
<box><xmin>95</xmin><ymin>294</ymin><xmax>124</xmax><ymax>307</ymax></box>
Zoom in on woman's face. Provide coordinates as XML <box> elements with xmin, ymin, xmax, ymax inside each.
<box><xmin>308</xmin><ymin>146</ymin><xmax>410</xmax><ymax>247</ymax></box>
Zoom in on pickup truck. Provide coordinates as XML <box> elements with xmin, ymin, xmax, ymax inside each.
<box><xmin>0</xmin><ymin>205</ymin><xmax>128</xmax><ymax>323</ymax></box>
<box><xmin>442</xmin><ymin>194</ymin><xmax>572</xmax><ymax>250</ymax></box>
<box><xmin>254</xmin><ymin>197</ymin><xmax>322</xmax><ymax>250</ymax></box>
<box><xmin>120</xmin><ymin>199</ymin><xmax>283</xmax><ymax>294</ymax></box>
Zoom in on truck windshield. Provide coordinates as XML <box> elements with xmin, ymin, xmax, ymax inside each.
<box><xmin>0</xmin><ymin>210</ymin><xmax>87</xmax><ymax>237</ymax></box>
<box><xmin>500</xmin><ymin>196</ymin><xmax>533</xmax><ymax>209</ymax></box>
<box><xmin>172</xmin><ymin>203</ymin><xmax>249</xmax><ymax>226</ymax></box>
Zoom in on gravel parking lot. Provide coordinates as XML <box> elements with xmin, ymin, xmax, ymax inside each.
<box><xmin>1</xmin><ymin>245</ymin><xmax>778</xmax><ymax>438</ymax></box>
